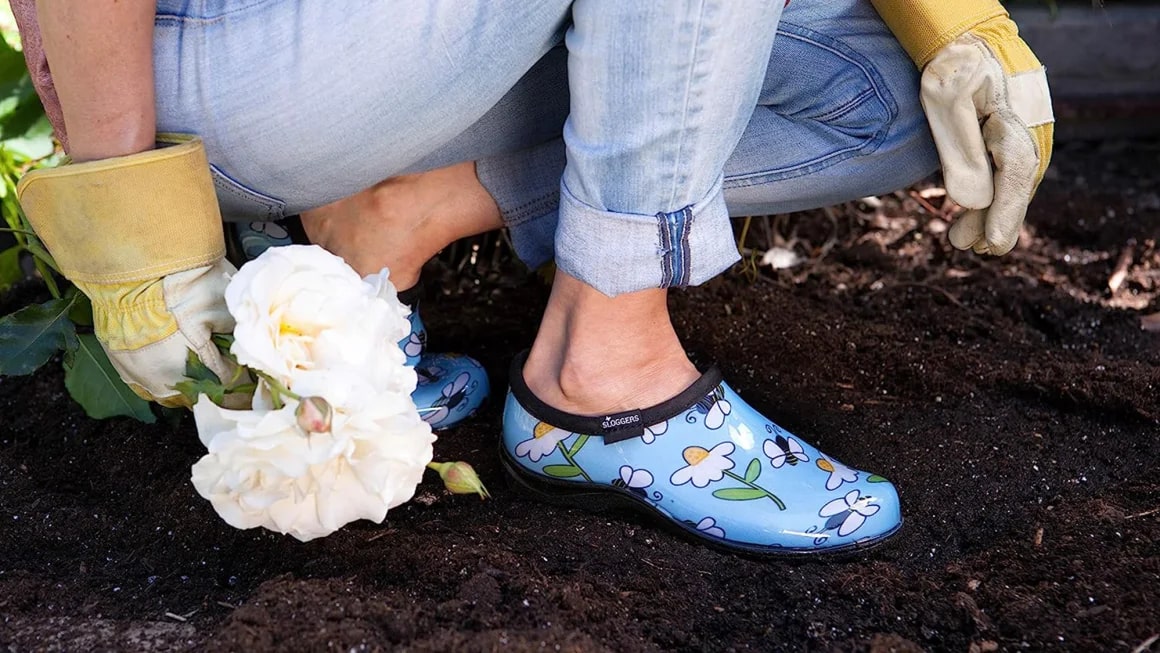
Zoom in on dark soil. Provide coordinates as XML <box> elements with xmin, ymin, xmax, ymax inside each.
<box><xmin>2</xmin><ymin>140</ymin><xmax>1159</xmax><ymax>652</ymax></box>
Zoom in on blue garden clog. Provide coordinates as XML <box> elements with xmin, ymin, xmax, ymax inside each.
<box><xmin>401</xmin><ymin>299</ymin><xmax>490</xmax><ymax>430</ymax></box>
<box><xmin>500</xmin><ymin>351</ymin><xmax>902</xmax><ymax>555</ymax></box>
<box><xmin>232</xmin><ymin>220</ymin><xmax>489</xmax><ymax>430</ymax></box>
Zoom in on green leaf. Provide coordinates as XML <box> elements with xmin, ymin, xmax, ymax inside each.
<box><xmin>0</xmin><ymin>35</ymin><xmax>29</xmax><ymax>88</ymax></box>
<box><xmin>67</xmin><ymin>292</ymin><xmax>93</xmax><ymax>327</ymax></box>
<box><xmin>211</xmin><ymin>333</ymin><xmax>235</xmax><ymax>351</ymax></box>
<box><xmin>0</xmin><ymin>244</ymin><xmax>22</xmax><ymax>291</ymax></box>
<box><xmin>173</xmin><ymin>377</ymin><xmax>225</xmax><ymax>407</ymax></box>
<box><xmin>183</xmin><ymin>347</ymin><xmax>222</xmax><ymax>385</ymax></box>
<box><xmin>0</xmin><ymin>36</ymin><xmax>53</xmax><ymax>161</ymax></box>
<box><xmin>743</xmin><ymin>458</ymin><xmax>761</xmax><ymax>483</ymax></box>
<box><xmin>542</xmin><ymin>464</ymin><xmax>584</xmax><ymax>479</ymax></box>
<box><xmin>211</xmin><ymin>333</ymin><xmax>240</xmax><ymax>367</ymax></box>
<box><xmin>867</xmin><ymin>474</ymin><xmax>890</xmax><ymax>483</ymax></box>
<box><xmin>1</xmin><ymin>113</ymin><xmax>53</xmax><ymax>161</ymax></box>
<box><xmin>712</xmin><ymin>487</ymin><xmax>769</xmax><ymax>501</ymax></box>
<box><xmin>174</xmin><ymin>347</ymin><xmax>245</xmax><ymax>406</ymax></box>
<box><xmin>0</xmin><ymin>294</ymin><xmax>76</xmax><ymax>375</ymax></box>
<box><xmin>63</xmin><ymin>333</ymin><xmax>155</xmax><ymax>423</ymax></box>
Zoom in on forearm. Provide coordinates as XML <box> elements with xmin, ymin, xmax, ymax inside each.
<box><xmin>36</xmin><ymin>0</ymin><xmax>156</xmax><ymax>161</ymax></box>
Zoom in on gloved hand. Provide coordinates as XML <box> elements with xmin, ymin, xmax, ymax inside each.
<box><xmin>872</xmin><ymin>1</ymin><xmax>1054</xmax><ymax>255</ymax></box>
<box><xmin>17</xmin><ymin>135</ymin><xmax>237</xmax><ymax>407</ymax></box>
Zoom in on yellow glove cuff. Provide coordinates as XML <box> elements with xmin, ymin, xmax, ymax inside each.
<box><xmin>870</xmin><ymin>0</ymin><xmax>1008</xmax><ymax>69</ymax></box>
<box><xmin>16</xmin><ymin>135</ymin><xmax>225</xmax><ymax>285</ymax></box>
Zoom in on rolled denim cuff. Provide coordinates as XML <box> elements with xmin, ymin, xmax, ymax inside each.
<box><xmin>555</xmin><ymin>176</ymin><xmax>739</xmax><ymax>297</ymax></box>
<box><xmin>476</xmin><ymin>141</ymin><xmax>564</xmax><ymax>270</ymax></box>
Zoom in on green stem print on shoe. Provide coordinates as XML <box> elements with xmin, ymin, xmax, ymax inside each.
<box><xmin>716</xmin><ymin>462</ymin><xmax>786</xmax><ymax>510</ymax></box>
<box><xmin>541</xmin><ymin>434</ymin><xmax>593</xmax><ymax>482</ymax></box>
<box><xmin>670</xmin><ymin>443</ymin><xmax>786</xmax><ymax>510</ymax></box>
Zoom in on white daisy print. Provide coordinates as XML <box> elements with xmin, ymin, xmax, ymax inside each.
<box><xmin>514</xmin><ymin>422</ymin><xmax>571</xmax><ymax>463</ymax></box>
<box><xmin>670</xmin><ymin>442</ymin><xmax>735</xmax><ymax>488</ymax></box>
<box><xmin>818</xmin><ymin>489</ymin><xmax>881</xmax><ymax>537</ymax></box>
<box><xmin>816</xmin><ymin>457</ymin><xmax>859</xmax><ymax>491</ymax></box>
<box><xmin>694</xmin><ymin>517</ymin><xmax>726</xmax><ymax>538</ymax></box>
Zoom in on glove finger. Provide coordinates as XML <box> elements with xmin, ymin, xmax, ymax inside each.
<box><xmin>948</xmin><ymin>210</ymin><xmax>986</xmax><ymax>251</ymax></box>
<box><xmin>921</xmin><ymin>42</ymin><xmax>996</xmax><ymax>209</ymax></box>
<box><xmin>980</xmin><ymin>114</ymin><xmax>1039</xmax><ymax>255</ymax></box>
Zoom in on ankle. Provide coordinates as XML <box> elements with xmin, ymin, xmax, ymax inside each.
<box><xmin>523</xmin><ymin>272</ymin><xmax>700</xmax><ymax>415</ymax></box>
<box><xmin>370</xmin><ymin>162</ymin><xmax>501</xmax><ymax>249</ymax></box>
<box><xmin>300</xmin><ymin>162</ymin><xmax>502</xmax><ymax>288</ymax></box>
<box><xmin>524</xmin><ymin>347</ymin><xmax>700</xmax><ymax>416</ymax></box>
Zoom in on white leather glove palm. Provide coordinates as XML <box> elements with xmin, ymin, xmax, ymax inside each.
<box><xmin>920</xmin><ymin>18</ymin><xmax>1055</xmax><ymax>255</ymax></box>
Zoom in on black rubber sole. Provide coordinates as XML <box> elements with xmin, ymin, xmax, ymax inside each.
<box><xmin>499</xmin><ymin>446</ymin><xmax>903</xmax><ymax>560</ymax></box>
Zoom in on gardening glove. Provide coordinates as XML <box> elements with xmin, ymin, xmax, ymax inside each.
<box><xmin>16</xmin><ymin>135</ymin><xmax>236</xmax><ymax>408</ymax></box>
<box><xmin>872</xmin><ymin>0</ymin><xmax>1054</xmax><ymax>255</ymax></box>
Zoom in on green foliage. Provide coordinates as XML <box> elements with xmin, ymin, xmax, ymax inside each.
<box><xmin>0</xmin><ymin>244</ymin><xmax>20</xmax><ymax>291</ymax></box>
<box><xmin>0</xmin><ymin>28</ymin><xmax>58</xmax><ymax>292</ymax></box>
<box><xmin>174</xmin><ymin>349</ymin><xmax>225</xmax><ymax>406</ymax></box>
<box><xmin>64</xmin><ymin>333</ymin><xmax>156</xmax><ymax>423</ymax></box>
<box><xmin>174</xmin><ymin>345</ymin><xmax>255</xmax><ymax>408</ymax></box>
<box><xmin>0</xmin><ymin>29</ymin><xmax>154</xmax><ymax>425</ymax></box>
<box><xmin>0</xmin><ymin>293</ymin><xmax>77</xmax><ymax>375</ymax></box>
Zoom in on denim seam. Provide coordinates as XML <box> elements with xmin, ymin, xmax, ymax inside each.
<box><xmin>656</xmin><ymin>206</ymin><xmax>694</xmax><ymax>288</ymax></box>
<box><xmin>155</xmin><ymin>0</ymin><xmax>278</xmax><ymax>25</ymax></box>
<box><xmin>723</xmin><ymin>23</ymin><xmax>900</xmax><ymax>190</ymax></box>
<box><xmin>210</xmin><ymin>164</ymin><xmax>285</xmax><ymax>221</ymax></box>
<box><xmin>722</xmin><ymin>134</ymin><xmax>883</xmax><ymax>189</ymax></box>
<box><xmin>811</xmin><ymin>87</ymin><xmax>877</xmax><ymax>124</ymax></box>
<box><xmin>666</xmin><ymin>8</ymin><xmax>707</xmax><ymax>210</ymax></box>
<box><xmin>505</xmin><ymin>194</ymin><xmax>560</xmax><ymax>227</ymax></box>
<box><xmin>778</xmin><ymin>24</ymin><xmax>899</xmax><ymax>125</ymax></box>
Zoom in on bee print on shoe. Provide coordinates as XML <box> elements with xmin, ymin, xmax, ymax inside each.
<box><xmin>641</xmin><ymin>419</ymin><xmax>668</xmax><ymax>444</ymax></box>
<box><xmin>612</xmin><ymin>465</ymin><xmax>658</xmax><ymax>501</ymax></box>
<box><xmin>764</xmin><ymin>423</ymin><xmax>810</xmax><ymax>468</ymax></box>
<box><xmin>693</xmin><ymin>517</ymin><xmax>725</xmax><ymax>539</ymax></box>
<box><xmin>403</xmin><ymin>330</ymin><xmax>427</xmax><ymax>359</ymax></box>
<box><xmin>687</xmin><ymin>384</ymin><xmax>731</xmax><ymax>430</ymax></box>
<box><xmin>422</xmin><ymin>371</ymin><xmax>474</xmax><ymax>426</ymax></box>
<box><xmin>808</xmin><ymin>489</ymin><xmax>882</xmax><ymax>545</ymax></box>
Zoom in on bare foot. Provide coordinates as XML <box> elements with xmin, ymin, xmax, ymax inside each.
<box><xmin>300</xmin><ymin>161</ymin><xmax>503</xmax><ymax>290</ymax></box>
<box><xmin>522</xmin><ymin>270</ymin><xmax>701</xmax><ymax>415</ymax></box>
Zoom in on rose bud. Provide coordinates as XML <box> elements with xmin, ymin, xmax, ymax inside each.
<box><xmin>428</xmin><ymin>461</ymin><xmax>491</xmax><ymax>499</ymax></box>
<box><xmin>295</xmin><ymin>396</ymin><xmax>333</xmax><ymax>434</ymax></box>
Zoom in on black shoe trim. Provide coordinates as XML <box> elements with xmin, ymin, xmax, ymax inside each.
<box><xmin>397</xmin><ymin>283</ymin><xmax>423</xmax><ymax>309</ymax></box>
<box><xmin>507</xmin><ymin>349</ymin><xmax>724</xmax><ymax>445</ymax></box>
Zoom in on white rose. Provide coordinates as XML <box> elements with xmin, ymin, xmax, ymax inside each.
<box><xmin>225</xmin><ymin>245</ymin><xmax>415</xmax><ymax>406</ymax></box>
<box><xmin>190</xmin><ymin>394</ymin><xmax>435</xmax><ymax>542</ymax></box>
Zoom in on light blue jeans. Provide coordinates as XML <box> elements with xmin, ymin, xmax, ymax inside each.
<box><xmin>154</xmin><ymin>0</ymin><xmax>938</xmax><ymax>296</ymax></box>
